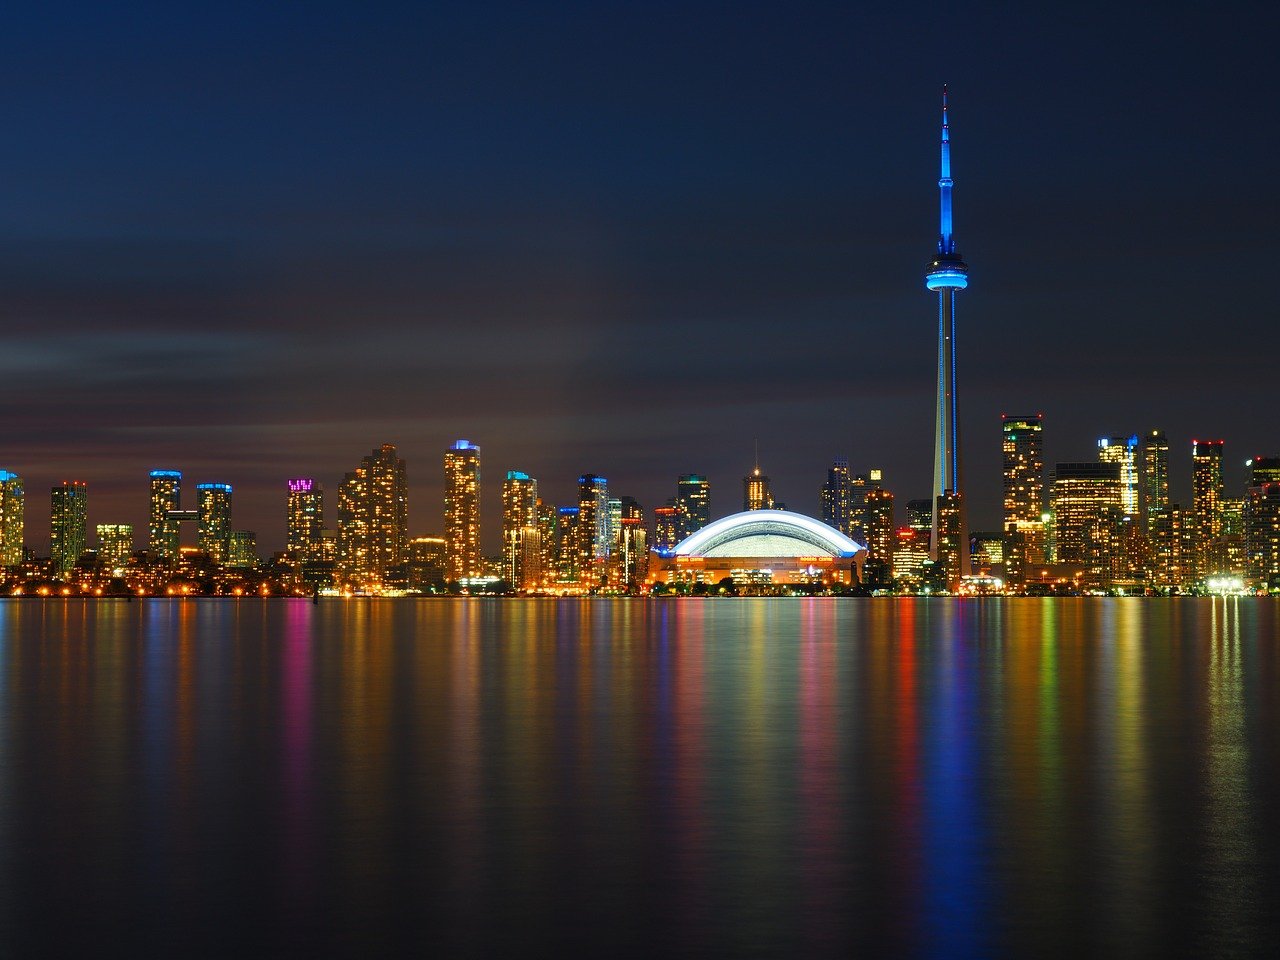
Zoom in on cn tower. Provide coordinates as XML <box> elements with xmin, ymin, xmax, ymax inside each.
<box><xmin>926</xmin><ymin>85</ymin><xmax>969</xmax><ymax>570</ymax></box>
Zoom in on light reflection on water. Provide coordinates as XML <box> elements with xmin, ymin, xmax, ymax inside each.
<box><xmin>0</xmin><ymin>597</ymin><xmax>1278</xmax><ymax>957</ymax></box>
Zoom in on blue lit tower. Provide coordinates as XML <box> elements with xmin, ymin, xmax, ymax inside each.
<box><xmin>926</xmin><ymin>85</ymin><xmax>969</xmax><ymax>572</ymax></box>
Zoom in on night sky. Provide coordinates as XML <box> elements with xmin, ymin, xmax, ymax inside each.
<box><xmin>2</xmin><ymin>2</ymin><xmax>1277</xmax><ymax>553</ymax></box>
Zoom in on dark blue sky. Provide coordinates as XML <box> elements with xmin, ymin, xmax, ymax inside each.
<box><xmin>2</xmin><ymin>1</ymin><xmax>1277</xmax><ymax>551</ymax></box>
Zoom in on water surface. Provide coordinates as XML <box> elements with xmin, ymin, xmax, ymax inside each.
<box><xmin>1</xmin><ymin>598</ymin><xmax>1277</xmax><ymax>957</ymax></box>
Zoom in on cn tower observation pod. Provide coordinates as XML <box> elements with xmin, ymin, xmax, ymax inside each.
<box><xmin>649</xmin><ymin>510</ymin><xmax>867</xmax><ymax>589</ymax></box>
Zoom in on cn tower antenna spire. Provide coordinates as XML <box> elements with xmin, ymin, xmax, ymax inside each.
<box><xmin>939</xmin><ymin>83</ymin><xmax>954</xmax><ymax>256</ymax></box>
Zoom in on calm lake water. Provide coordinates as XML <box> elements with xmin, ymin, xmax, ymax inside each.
<box><xmin>0</xmin><ymin>598</ymin><xmax>1277</xmax><ymax>958</ymax></box>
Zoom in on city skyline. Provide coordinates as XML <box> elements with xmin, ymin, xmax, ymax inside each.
<box><xmin>1</xmin><ymin>7</ymin><xmax>1275</xmax><ymax>554</ymax></box>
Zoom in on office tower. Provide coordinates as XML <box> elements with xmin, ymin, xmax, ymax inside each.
<box><xmin>675</xmin><ymin>474</ymin><xmax>710</xmax><ymax>540</ymax></box>
<box><xmin>577</xmin><ymin>474</ymin><xmax>609</xmax><ymax>588</ymax></box>
<box><xmin>501</xmin><ymin>471</ymin><xmax>539</xmax><ymax>589</ymax></box>
<box><xmin>615</xmin><ymin>497</ymin><xmax>647</xmax><ymax>592</ymax></box>
<box><xmin>1052</xmin><ymin>463</ymin><xmax>1123</xmax><ymax>587</ymax></box>
<box><xmin>653</xmin><ymin>505</ymin><xmax>680</xmax><ymax>551</ymax></box>
<box><xmin>0</xmin><ymin>470</ymin><xmax>25</xmax><ymax>568</ymax></box>
<box><xmin>934</xmin><ymin>491</ymin><xmax>964</xmax><ymax>589</ymax></box>
<box><xmin>926</xmin><ymin>86</ymin><xmax>969</xmax><ymax>572</ymax></box>
<box><xmin>1247</xmin><ymin>456</ymin><xmax>1280</xmax><ymax>487</ymax></box>
<box><xmin>743</xmin><ymin>465</ymin><xmax>773</xmax><ymax>512</ymax></box>
<box><xmin>1192</xmin><ymin>439</ymin><xmax>1225</xmax><ymax>578</ymax></box>
<box><xmin>50</xmin><ymin>480</ymin><xmax>88</xmax><ymax>575</ymax></box>
<box><xmin>1244</xmin><ymin>480</ymin><xmax>1280</xmax><ymax>589</ymax></box>
<box><xmin>607</xmin><ymin>497</ymin><xmax>623</xmax><ymax>554</ymax></box>
<box><xmin>893</xmin><ymin>527</ymin><xmax>929</xmax><ymax>586</ymax></box>
<box><xmin>969</xmin><ymin>533</ymin><xmax>1004</xmax><ymax>575</ymax></box>
<box><xmin>96</xmin><ymin>524</ymin><xmax>134</xmax><ymax>570</ymax></box>
<box><xmin>820</xmin><ymin>458</ymin><xmax>852</xmax><ymax>535</ymax></box>
<box><xmin>196</xmin><ymin>483</ymin><xmax>233</xmax><ymax>562</ymax></box>
<box><xmin>407</xmin><ymin>536</ymin><xmax>448</xmax><ymax>591</ymax></box>
<box><xmin>1002</xmin><ymin>415</ymin><xmax>1045</xmax><ymax>587</ymax></box>
<box><xmin>148</xmin><ymin>470</ymin><xmax>182</xmax><ymax>558</ymax></box>
<box><xmin>286</xmin><ymin>478</ymin><xmax>325</xmax><ymax>560</ymax></box>
<box><xmin>536</xmin><ymin>500</ymin><xmax>557</xmax><ymax>589</ymax></box>
<box><xmin>1098</xmin><ymin>435</ymin><xmax>1140</xmax><ymax>516</ymax></box>
<box><xmin>864</xmin><ymin>486</ymin><xmax>895</xmax><ymax>561</ymax></box>
<box><xmin>1219</xmin><ymin>498</ymin><xmax>1246</xmax><ymax>577</ymax></box>
<box><xmin>227</xmin><ymin>530</ymin><xmax>257</xmax><ymax>569</ymax></box>
<box><xmin>555</xmin><ymin>506</ymin><xmax>580</xmax><ymax>582</ymax></box>
<box><xmin>444</xmin><ymin>440</ymin><xmax>481</xmax><ymax>583</ymax></box>
<box><xmin>1140</xmin><ymin>430</ymin><xmax>1170</xmax><ymax>523</ymax></box>
<box><xmin>336</xmin><ymin>444</ymin><xmax>408</xmax><ymax>587</ymax></box>
<box><xmin>906</xmin><ymin>499</ymin><xmax>932</xmax><ymax>535</ymax></box>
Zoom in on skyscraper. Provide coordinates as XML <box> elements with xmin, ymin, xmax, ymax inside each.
<box><xmin>148</xmin><ymin>469</ymin><xmax>182</xmax><ymax>558</ymax></box>
<box><xmin>1244</xmin><ymin>479</ymin><xmax>1280</xmax><ymax>590</ymax></box>
<box><xmin>444</xmin><ymin>440</ymin><xmax>481</xmax><ymax>583</ymax></box>
<box><xmin>1140</xmin><ymin>430</ymin><xmax>1170</xmax><ymax>522</ymax></box>
<box><xmin>743</xmin><ymin>465</ymin><xmax>773</xmax><ymax>512</ymax></box>
<box><xmin>96</xmin><ymin>524</ymin><xmax>134</xmax><ymax>570</ymax></box>
<box><xmin>1051</xmin><ymin>463</ymin><xmax>1122</xmax><ymax>587</ymax></box>
<box><xmin>577</xmin><ymin>474</ymin><xmax>609</xmax><ymax>588</ymax></box>
<box><xmin>1098</xmin><ymin>435</ymin><xmax>1140</xmax><ymax>516</ymax></box>
<box><xmin>0</xmin><ymin>470</ymin><xmax>24</xmax><ymax>568</ymax></box>
<box><xmin>675</xmin><ymin>474</ymin><xmax>710</xmax><ymax>541</ymax></box>
<box><xmin>196</xmin><ymin>483</ymin><xmax>233</xmax><ymax>562</ymax></box>
<box><xmin>926</xmin><ymin>85</ymin><xmax>969</xmax><ymax>573</ymax></box>
<box><xmin>864</xmin><ymin>486</ymin><xmax>895</xmax><ymax>586</ymax></box>
<box><xmin>50</xmin><ymin>480</ymin><xmax>88</xmax><ymax>575</ymax></box>
<box><xmin>1002</xmin><ymin>415</ymin><xmax>1045</xmax><ymax>587</ymax></box>
<box><xmin>820</xmin><ymin>458</ymin><xmax>852</xmax><ymax>535</ymax></box>
<box><xmin>614</xmin><ymin>497</ymin><xmax>647</xmax><ymax>592</ymax></box>
<box><xmin>286</xmin><ymin>478</ymin><xmax>325</xmax><ymax>560</ymax></box>
<box><xmin>653</xmin><ymin>505</ymin><xmax>680</xmax><ymax>551</ymax></box>
<box><xmin>1192</xmin><ymin>439</ymin><xmax>1225</xmax><ymax>578</ymax></box>
<box><xmin>338</xmin><ymin>444</ymin><xmax>408</xmax><ymax>587</ymax></box>
<box><xmin>502</xmin><ymin>470</ymin><xmax>539</xmax><ymax>589</ymax></box>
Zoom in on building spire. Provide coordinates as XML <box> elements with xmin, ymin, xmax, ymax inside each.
<box><xmin>938</xmin><ymin>83</ymin><xmax>954</xmax><ymax>256</ymax></box>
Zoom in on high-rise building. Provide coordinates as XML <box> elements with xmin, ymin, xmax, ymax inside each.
<box><xmin>934</xmin><ymin>491</ymin><xmax>964</xmax><ymax>590</ymax></box>
<box><xmin>0</xmin><ymin>470</ymin><xmax>25</xmax><ymax>568</ymax></box>
<box><xmin>1247</xmin><ymin>456</ymin><xmax>1280</xmax><ymax>487</ymax></box>
<box><xmin>148</xmin><ymin>470</ymin><xmax>182</xmax><ymax>558</ymax></box>
<box><xmin>536</xmin><ymin>501</ymin><xmax>558</xmax><ymax>589</ymax></box>
<box><xmin>743</xmin><ymin>466</ymin><xmax>773</xmax><ymax>512</ymax></box>
<box><xmin>1002</xmin><ymin>415</ymin><xmax>1045</xmax><ymax>587</ymax></box>
<box><xmin>337</xmin><ymin>444</ymin><xmax>408</xmax><ymax>587</ymax></box>
<box><xmin>407</xmin><ymin>536</ymin><xmax>448</xmax><ymax>591</ymax></box>
<box><xmin>555</xmin><ymin>506</ymin><xmax>580</xmax><ymax>583</ymax></box>
<box><xmin>286</xmin><ymin>478</ymin><xmax>325</xmax><ymax>560</ymax></box>
<box><xmin>863</xmin><ymin>486</ymin><xmax>895</xmax><ymax>586</ymax></box>
<box><xmin>1244</xmin><ymin>481</ymin><xmax>1280</xmax><ymax>590</ymax></box>
<box><xmin>50</xmin><ymin>480</ymin><xmax>88</xmax><ymax>575</ymax></box>
<box><xmin>653</xmin><ymin>505</ymin><xmax>680</xmax><ymax>551</ymax></box>
<box><xmin>196</xmin><ymin>483</ymin><xmax>233</xmax><ymax>562</ymax></box>
<box><xmin>906</xmin><ymin>498</ymin><xmax>932</xmax><ymax>535</ymax></box>
<box><xmin>1098</xmin><ymin>435</ymin><xmax>1140</xmax><ymax>516</ymax></box>
<box><xmin>95</xmin><ymin>524</ymin><xmax>134</xmax><ymax>570</ymax></box>
<box><xmin>969</xmin><ymin>532</ymin><xmax>1004</xmax><ymax>575</ymax></box>
<box><xmin>926</xmin><ymin>86</ymin><xmax>969</xmax><ymax>573</ymax></box>
<box><xmin>227</xmin><ymin>530</ymin><xmax>258</xmax><ymax>569</ymax></box>
<box><xmin>444</xmin><ymin>440</ymin><xmax>481</xmax><ymax>582</ymax></box>
<box><xmin>820</xmin><ymin>458</ymin><xmax>853</xmax><ymax>535</ymax></box>
<box><xmin>614</xmin><ymin>497</ymin><xmax>647</xmax><ymax>592</ymax></box>
<box><xmin>1141</xmin><ymin>430</ymin><xmax>1172</xmax><ymax>585</ymax></box>
<box><xmin>893</xmin><ymin>527</ymin><xmax>929</xmax><ymax>586</ymax></box>
<box><xmin>501</xmin><ymin>471</ymin><xmax>539</xmax><ymax>589</ymax></box>
<box><xmin>1051</xmin><ymin>463</ymin><xmax>1122</xmax><ymax>587</ymax></box>
<box><xmin>1192</xmin><ymin>439</ymin><xmax>1225</xmax><ymax>579</ymax></box>
<box><xmin>577</xmin><ymin>474</ymin><xmax>609</xmax><ymax>588</ymax></box>
<box><xmin>675</xmin><ymin>474</ymin><xmax>710</xmax><ymax>541</ymax></box>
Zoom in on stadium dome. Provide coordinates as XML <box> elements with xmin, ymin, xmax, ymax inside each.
<box><xmin>668</xmin><ymin>510</ymin><xmax>864</xmax><ymax>559</ymax></box>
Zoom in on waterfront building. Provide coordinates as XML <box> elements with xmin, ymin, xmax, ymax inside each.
<box><xmin>286</xmin><ymin>478</ymin><xmax>325</xmax><ymax>560</ymax></box>
<box><xmin>848</xmin><ymin>470</ymin><xmax>882</xmax><ymax>543</ymax></box>
<box><xmin>444</xmin><ymin>440</ymin><xmax>481</xmax><ymax>582</ymax></box>
<box><xmin>407</xmin><ymin>536</ymin><xmax>447</xmax><ymax>591</ymax></box>
<box><xmin>50</xmin><ymin>480</ymin><xmax>88</xmax><ymax>575</ymax></box>
<box><xmin>1245</xmin><ymin>482</ymin><xmax>1280</xmax><ymax>590</ymax></box>
<box><xmin>863</xmin><ymin>486</ymin><xmax>895</xmax><ymax>585</ymax></box>
<box><xmin>148</xmin><ymin>470</ymin><xmax>182</xmax><ymax>558</ymax></box>
<box><xmin>892</xmin><ymin>527</ymin><xmax>929</xmax><ymax>586</ymax></box>
<box><xmin>1051</xmin><ymin>463</ymin><xmax>1122</xmax><ymax>588</ymax></box>
<box><xmin>227</xmin><ymin>530</ymin><xmax>257</xmax><ymax>569</ymax></box>
<box><xmin>926</xmin><ymin>86</ymin><xmax>969</xmax><ymax>573</ymax></box>
<box><xmin>675</xmin><ymin>474</ymin><xmax>710</xmax><ymax>541</ymax></box>
<box><xmin>95</xmin><ymin>524</ymin><xmax>134</xmax><ymax>570</ymax></box>
<box><xmin>649</xmin><ymin>510</ymin><xmax>865</xmax><ymax>590</ymax></box>
<box><xmin>1219</xmin><ymin>498</ymin><xmax>1246</xmax><ymax>577</ymax></box>
<box><xmin>196</xmin><ymin>483</ymin><xmax>233</xmax><ymax>563</ymax></box>
<box><xmin>536</xmin><ymin>500</ymin><xmax>558</xmax><ymax>589</ymax></box>
<box><xmin>1192</xmin><ymin>439</ymin><xmax>1225</xmax><ymax>580</ymax></box>
<box><xmin>0</xmin><ymin>470</ymin><xmax>24</xmax><ymax>568</ymax></box>
<box><xmin>1002</xmin><ymin>414</ymin><xmax>1044</xmax><ymax>587</ymax></box>
<box><xmin>337</xmin><ymin>443</ymin><xmax>408</xmax><ymax>587</ymax></box>
<box><xmin>820</xmin><ymin>458</ymin><xmax>852</xmax><ymax>535</ymax></box>
<box><xmin>653</xmin><ymin>505</ymin><xmax>680</xmax><ymax>552</ymax></box>
<box><xmin>501</xmin><ymin>471</ymin><xmax>539</xmax><ymax>589</ymax></box>
<box><xmin>614</xmin><ymin>497</ymin><xmax>647</xmax><ymax>592</ymax></box>
<box><xmin>1098</xmin><ymin>436</ymin><xmax>1140</xmax><ymax>516</ymax></box>
<box><xmin>970</xmin><ymin>532</ymin><xmax>1004</xmax><ymax>576</ymax></box>
<box><xmin>1141</xmin><ymin>431</ymin><xmax>1172</xmax><ymax>583</ymax></box>
<box><xmin>1247</xmin><ymin>456</ymin><xmax>1280</xmax><ymax>487</ymax></box>
<box><xmin>577</xmin><ymin>474</ymin><xmax>610</xmax><ymax>589</ymax></box>
<box><xmin>555</xmin><ymin>506</ymin><xmax>580</xmax><ymax>584</ymax></box>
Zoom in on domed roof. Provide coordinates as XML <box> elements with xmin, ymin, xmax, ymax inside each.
<box><xmin>670</xmin><ymin>510</ymin><xmax>864</xmax><ymax>559</ymax></box>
